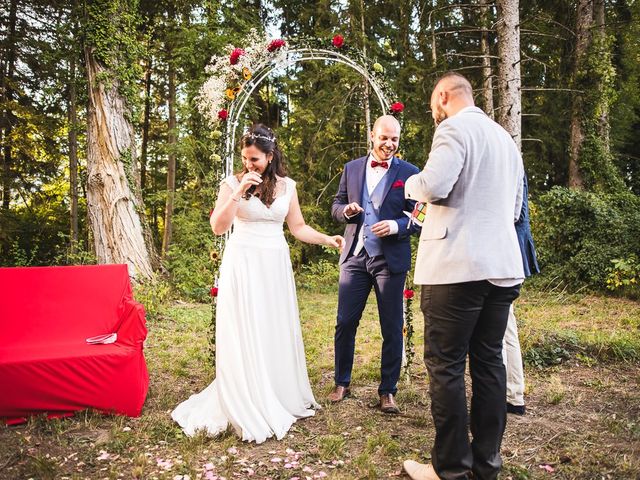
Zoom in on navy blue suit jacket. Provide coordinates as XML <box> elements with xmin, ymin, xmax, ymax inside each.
<box><xmin>331</xmin><ymin>156</ymin><xmax>421</xmax><ymax>273</ymax></box>
<box><xmin>516</xmin><ymin>174</ymin><xmax>540</xmax><ymax>277</ymax></box>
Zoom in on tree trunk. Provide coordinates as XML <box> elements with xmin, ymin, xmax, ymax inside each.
<box><xmin>84</xmin><ymin>47</ymin><xmax>154</xmax><ymax>279</ymax></box>
<box><xmin>593</xmin><ymin>0</ymin><xmax>610</xmax><ymax>153</ymax></box>
<box><xmin>68</xmin><ymin>53</ymin><xmax>79</xmax><ymax>250</ymax></box>
<box><xmin>2</xmin><ymin>0</ymin><xmax>18</xmax><ymax>210</ymax></box>
<box><xmin>496</xmin><ymin>0</ymin><xmax>522</xmax><ymax>151</ymax></box>
<box><xmin>430</xmin><ymin>0</ymin><xmax>437</xmax><ymax>67</ymax></box>
<box><xmin>480</xmin><ymin>0</ymin><xmax>494</xmax><ymax>119</ymax></box>
<box><xmin>162</xmin><ymin>54</ymin><xmax>177</xmax><ymax>259</ymax></box>
<box><xmin>568</xmin><ymin>0</ymin><xmax>593</xmax><ymax>189</ymax></box>
<box><xmin>140</xmin><ymin>55</ymin><xmax>153</xmax><ymax>193</ymax></box>
<box><xmin>359</xmin><ymin>0</ymin><xmax>371</xmax><ymax>145</ymax></box>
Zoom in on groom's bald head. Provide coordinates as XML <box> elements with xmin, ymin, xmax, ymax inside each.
<box><xmin>370</xmin><ymin>115</ymin><xmax>401</xmax><ymax>161</ymax></box>
<box><xmin>372</xmin><ymin>115</ymin><xmax>401</xmax><ymax>134</ymax></box>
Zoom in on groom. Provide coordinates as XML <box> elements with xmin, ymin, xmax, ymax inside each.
<box><xmin>330</xmin><ymin>115</ymin><xmax>420</xmax><ymax>413</ymax></box>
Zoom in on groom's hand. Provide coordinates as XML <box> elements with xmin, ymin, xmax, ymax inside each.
<box><xmin>371</xmin><ymin>221</ymin><xmax>392</xmax><ymax>237</ymax></box>
<box><xmin>343</xmin><ymin>202</ymin><xmax>364</xmax><ymax>217</ymax></box>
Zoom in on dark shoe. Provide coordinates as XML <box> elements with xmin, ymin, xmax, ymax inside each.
<box><xmin>379</xmin><ymin>393</ymin><xmax>400</xmax><ymax>414</ymax></box>
<box><xmin>328</xmin><ymin>385</ymin><xmax>351</xmax><ymax>403</ymax></box>
<box><xmin>507</xmin><ymin>403</ymin><xmax>526</xmax><ymax>415</ymax></box>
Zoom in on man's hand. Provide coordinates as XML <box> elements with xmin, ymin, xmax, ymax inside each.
<box><xmin>344</xmin><ymin>202</ymin><xmax>364</xmax><ymax>217</ymax></box>
<box><xmin>371</xmin><ymin>221</ymin><xmax>392</xmax><ymax>237</ymax></box>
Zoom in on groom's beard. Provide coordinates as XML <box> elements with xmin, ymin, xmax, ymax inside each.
<box><xmin>433</xmin><ymin>106</ymin><xmax>447</xmax><ymax>127</ymax></box>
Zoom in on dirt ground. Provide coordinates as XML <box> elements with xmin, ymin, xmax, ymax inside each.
<box><xmin>1</xmin><ymin>361</ymin><xmax>638</xmax><ymax>480</ymax></box>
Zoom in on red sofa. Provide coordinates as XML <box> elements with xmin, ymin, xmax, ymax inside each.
<box><xmin>0</xmin><ymin>264</ymin><xmax>149</xmax><ymax>420</ymax></box>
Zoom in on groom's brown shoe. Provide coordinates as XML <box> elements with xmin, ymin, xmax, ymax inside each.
<box><xmin>328</xmin><ymin>385</ymin><xmax>350</xmax><ymax>403</ymax></box>
<box><xmin>402</xmin><ymin>460</ymin><xmax>441</xmax><ymax>480</ymax></box>
<box><xmin>379</xmin><ymin>393</ymin><xmax>400</xmax><ymax>414</ymax></box>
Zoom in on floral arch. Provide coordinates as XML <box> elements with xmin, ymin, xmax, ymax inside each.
<box><xmin>202</xmin><ymin>30</ymin><xmax>414</xmax><ymax>376</ymax></box>
<box><xmin>199</xmin><ymin>30</ymin><xmax>405</xmax><ymax>179</ymax></box>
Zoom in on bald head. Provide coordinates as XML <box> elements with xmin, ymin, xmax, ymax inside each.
<box><xmin>433</xmin><ymin>73</ymin><xmax>474</xmax><ymax>100</ymax></box>
<box><xmin>373</xmin><ymin>115</ymin><xmax>401</xmax><ymax>134</ymax></box>
<box><xmin>370</xmin><ymin>115</ymin><xmax>401</xmax><ymax>161</ymax></box>
<box><xmin>430</xmin><ymin>73</ymin><xmax>475</xmax><ymax>126</ymax></box>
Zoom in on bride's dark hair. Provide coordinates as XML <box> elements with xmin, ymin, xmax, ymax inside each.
<box><xmin>237</xmin><ymin>124</ymin><xmax>287</xmax><ymax>207</ymax></box>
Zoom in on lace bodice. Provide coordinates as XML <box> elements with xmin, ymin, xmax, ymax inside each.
<box><xmin>222</xmin><ymin>175</ymin><xmax>295</xmax><ymax>226</ymax></box>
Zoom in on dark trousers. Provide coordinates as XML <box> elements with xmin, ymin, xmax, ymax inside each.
<box><xmin>335</xmin><ymin>251</ymin><xmax>406</xmax><ymax>395</ymax></box>
<box><xmin>421</xmin><ymin>281</ymin><xmax>520</xmax><ymax>480</ymax></box>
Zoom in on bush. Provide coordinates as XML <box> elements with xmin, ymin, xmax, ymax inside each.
<box><xmin>296</xmin><ymin>257</ymin><xmax>341</xmax><ymax>292</ymax></box>
<box><xmin>531</xmin><ymin>187</ymin><xmax>640</xmax><ymax>292</ymax></box>
<box><xmin>133</xmin><ymin>275</ymin><xmax>172</xmax><ymax>320</ymax></box>
<box><xmin>164</xmin><ymin>192</ymin><xmax>217</xmax><ymax>302</ymax></box>
<box><xmin>606</xmin><ymin>255</ymin><xmax>640</xmax><ymax>299</ymax></box>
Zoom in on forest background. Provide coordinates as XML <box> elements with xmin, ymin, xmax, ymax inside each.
<box><xmin>1</xmin><ymin>0</ymin><xmax>639</xmax><ymax>301</ymax></box>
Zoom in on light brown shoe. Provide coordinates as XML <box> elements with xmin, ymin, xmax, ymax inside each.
<box><xmin>402</xmin><ymin>460</ymin><xmax>441</xmax><ymax>480</ymax></box>
<box><xmin>379</xmin><ymin>393</ymin><xmax>400</xmax><ymax>414</ymax></box>
<box><xmin>327</xmin><ymin>385</ymin><xmax>351</xmax><ymax>403</ymax></box>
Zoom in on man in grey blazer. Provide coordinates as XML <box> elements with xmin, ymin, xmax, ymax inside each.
<box><xmin>402</xmin><ymin>73</ymin><xmax>524</xmax><ymax>480</ymax></box>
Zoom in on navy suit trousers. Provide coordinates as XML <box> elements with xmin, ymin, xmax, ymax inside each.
<box><xmin>335</xmin><ymin>251</ymin><xmax>406</xmax><ymax>395</ymax></box>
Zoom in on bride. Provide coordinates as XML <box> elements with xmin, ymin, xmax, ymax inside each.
<box><xmin>172</xmin><ymin>124</ymin><xmax>344</xmax><ymax>443</ymax></box>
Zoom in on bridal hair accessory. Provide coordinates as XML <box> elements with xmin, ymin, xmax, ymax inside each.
<box><xmin>247</xmin><ymin>132</ymin><xmax>276</xmax><ymax>143</ymax></box>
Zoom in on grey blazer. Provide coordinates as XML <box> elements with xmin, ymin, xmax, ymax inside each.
<box><xmin>405</xmin><ymin>106</ymin><xmax>525</xmax><ymax>285</ymax></box>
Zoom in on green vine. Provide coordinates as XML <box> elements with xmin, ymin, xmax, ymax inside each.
<box><xmin>574</xmin><ymin>30</ymin><xmax>625</xmax><ymax>192</ymax></box>
<box><xmin>84</xmin><ymin>0</ymin><xmax>145</xmax><ymax>117</ymax></box>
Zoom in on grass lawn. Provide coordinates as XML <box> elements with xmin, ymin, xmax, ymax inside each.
<box><xmin>1</xmin><ymin>286</ymin><xmax>639</xmax><ymax>479</ymax></box>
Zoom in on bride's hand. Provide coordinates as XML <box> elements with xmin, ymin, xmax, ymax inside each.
<box><xmin>235</xmin><ymin>171</ymin><xmax>262</xmax><ymax>196</ymax></box>
<box><xmin>325</xmin><ymin>235</ymin><xmax>345</xmax><ymax>252</ymax></box>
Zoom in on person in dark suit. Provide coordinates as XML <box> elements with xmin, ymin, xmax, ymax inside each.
<box><xmin>329</xmin><ymin>115</ymin><xmax>420</xmax><ymax>413</ymax></box>
<box><xmin>503</xmin><ymin>173</ymin><xmax>540</xmax><ymax>416</ymax></box>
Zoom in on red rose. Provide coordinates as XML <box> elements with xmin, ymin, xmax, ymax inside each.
<box><xmin>218</xmin><ymin>109</ymin><xmax>229</xmax><ymax>120</ymax></box>
<box><xmin>230</xmin><ymin>48</ymin><xmax>245</xmax><ymax>65</ymax></box>
<box><xmin>267</xmin><ymin>39</ymin><xmax>286</xmax><ymax>52</ymax></box>
<box><xmin>332</xmin><ymin>34</ymin><xmax>344</xmax><ymax>48</ymax></box>
<box><xmin>403</xmin><ymin>289</ymin><xmax>415</xmax><ymax>299</ymax></box>
<box><xmin>392</xmin><ymin>180</ymin><xmax>405</xmax><ymax>189</ymax></box>
<box><xmin>390</xmin><ymin>102</ymin><xmax>405</xmax><ymax>113</ymax></box>
<box><xmin>211</xmin><ymin>287</ymin><xmax>219</xmax><ymax>297</ymax></box>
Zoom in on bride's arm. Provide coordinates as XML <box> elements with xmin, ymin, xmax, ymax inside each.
<box><xmin>209</xmin><ymin>183</ymin><xmax>239</xmax><ymax>235</ymax></box>
<box><xmin>286</xmin><ymin>186</ymin><xmax>344</xmax><ymax>249</ymax></box>
<box><xmin>210</xmin><ymin>173</ymin><xmax>261</xmax><ymax>235</ymax></box>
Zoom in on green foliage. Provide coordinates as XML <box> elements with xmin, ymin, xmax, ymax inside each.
<box><xmin>53</xmin><ymin>234</ymin><xmax>96</xmax><ymax>266</ymax></box>
<box><xmin>532</xmin><ymin>187</ymin><xmax>640</xmax><ymax>291</ymax></box>
<box><xmin>606</xmin><ymin>255</ymin><xmax>640</xmax><ymax>298</ymax></box>
<box><xmin>133</xmin><ymin>275</ymin><xmax>172</xmax><ymax>321</ymax></box>
<box><xmin>164</xmin><ymin>192</ymin><xmax>216</xmax><ymax>302</ymax></box>
<box><xmin>0</xmin><ymin>203</ymin><xmax>74</xmax><ymax>267</ymax></box>
<box><xmin>84</xmin><ymin>0</ymin><xmax>145</xmax><ymax>113</ymax></box>
<box><xmin>574</xmin><ymin>31</ymin><xmax>625</xmax><ymax>192</ymax></box>
<box><xmin>524</xmin><ymin>335</ymin><xmax>574</xmax><ymax>369</ymax></box>
<box><xmin>297</xmin><ymin>257</ymin><xmax>341</xmax><ymax>292</ymax></box>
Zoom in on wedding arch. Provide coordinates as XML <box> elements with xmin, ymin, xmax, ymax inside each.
<box><xmin>201</xmin><ymin>30</ymin><xmax>414</xmax><ymax>376</ymax></box>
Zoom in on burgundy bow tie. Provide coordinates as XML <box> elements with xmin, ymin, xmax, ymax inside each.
<box><xmin>371</xmin><ymin>160</ymin><xmax>389</xmax><ymax>169</ymax></box>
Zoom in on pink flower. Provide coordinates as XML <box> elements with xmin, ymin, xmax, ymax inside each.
<box><xmin>267</xmin><ymin>39</ymin><xmax>286</xmax><ymax>52</ymax></box>
<box><xmin>218</xmin><ymin>109</ymin><xmax>229</xmax><ymax>120</ymax></box>
<box><xmin>403</xmin><ymin>289</ymin><xmax>415</xmax><ymax>299</ymax></box>
<box><xmin>230</xmin><ymin>48</ymin><xmax>245</xmax><ymax>65</ymax></box>
<box><xmin>332</xmin><ymin>34</ymin><xmax>344</xmax><ymax>48</ymax></box>
<box><xmin>390</xmin><ymin>102</ymin><xmax>405</xmax><ymax>113</ymax></box>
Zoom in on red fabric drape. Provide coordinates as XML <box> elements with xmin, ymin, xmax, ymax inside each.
<box><xmin>0</xmin><ymin>264</ymin><xmax>149</xmax><ymax>420</ymax></box>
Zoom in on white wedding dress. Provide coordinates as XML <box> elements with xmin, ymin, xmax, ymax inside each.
<box><xmin>171</xmin><ymin>175</ymin><xmax>319</xmax><ymax>444</ymax></box>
